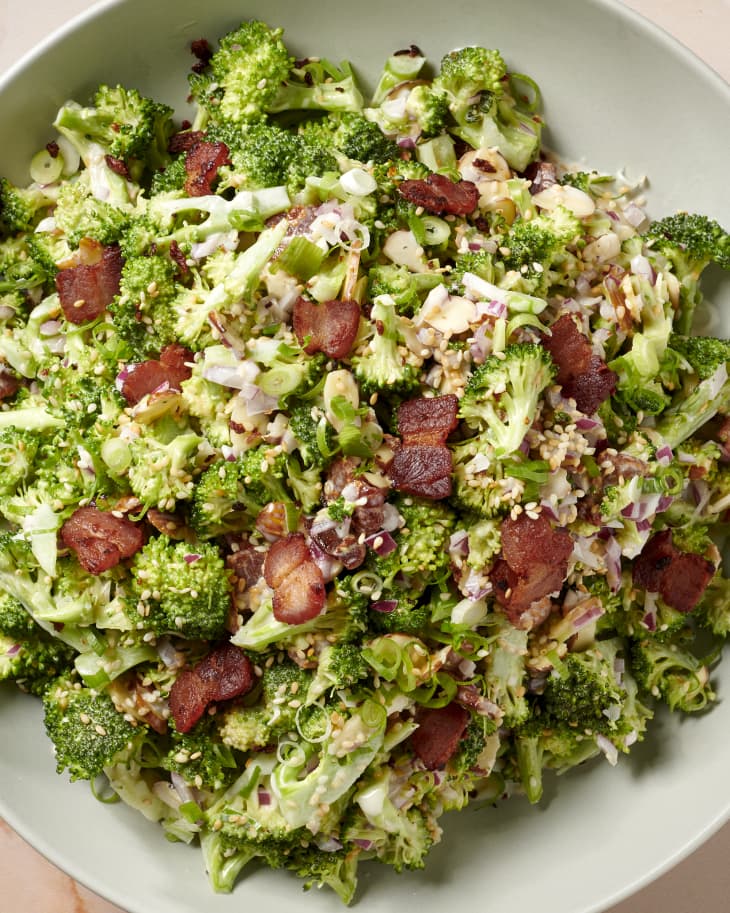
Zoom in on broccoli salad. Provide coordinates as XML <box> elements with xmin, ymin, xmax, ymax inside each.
<box><xmin>1</xmin><ymin>18</ymin><xmax>730</xmax><ymax>904</ymax></box>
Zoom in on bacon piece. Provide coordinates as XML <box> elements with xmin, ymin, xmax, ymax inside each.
<box><xmin>0</xmin><ymin>371</ymin><xmax>19</xmax><ymax>401</ymax></box>
<box><xmin>169</xmin><ymin>643</ymin><xmax>254</xmax><ymax>733</ymax></box>
<box><xmin>196</xmin><ymin>642</ymin><xmax>255</xmax><ymax>702</ymax></box>
<box><xmin>264</xmin><ymin>534</ymin><xmax>311</xmax><ymax>588</ymax></box>
<box><xmin>410</xmin><ymin>702</ymin><xmax>470</xmax><ymax>770</ymax></box>
<box><xmin>388</xmin><ymin>444</ymin><xmax>453</xmax><ymax>500</ymax></box>
<box><xmin>490</xmin><ymin>513</ymin><xmax>573</xmax><ymax>625</ymax></box>
<box><xmin>633</xmin><ymin>529</ymin><xmax>715</xmax><ymax>613</ymax></box>
<box><xmin>56</xmin><ymin>244</ymin><xmax>124</xmax><ymax>325</ymax></box>
<box><xmin>293</xmin><ymin>297</ymin><xmax>361</xmax><ymax>359</ymax></box>
<box><xmin>184</xmin><ymin>140</ymin><xmax>231</xmax><ymax>197</ymax></box>
<box><xmin>541</xmin><ymin>314</ymin><xmax>617</xmax><ymax>414</ymax></box>
<box><xmin>398</xmin><ymin>172</ymin><xmax>479</xmax><ymax>216</ymax></box>
<box><xmin>264</xmin><ymin>533</ymin><xmax>326</xmax><ymax>624</ymax></box>
<box><xmin>168</xmin><ymin>130</ymin><xmax>206</xmax><ymax>154</ymax></box>
<box><xmin>227</xmin><ymin>544</ymin><xmax>266</xmax><ymax>589</ymax></box>
<box><xmin>119</xmin><ymin>344</ymin><xmax>193</xmax><ymax>404</ymax></box>
<box><xmin>61</xmin><ymin>505</ymin><xmax>144</xmax><ymax>574</ymax></box>
<box><xmin>397</xmin><ymin>394</ymin><xmax>459</xmax><ymax>446</ymax></box>
<box><xmin>146</xmin><ymin>508</ymin><xmax>190</xmax><ymax>540</ymax></box>
<box><xmin>273</xmin><ymin>561</ymin><xmax>327</xmax><ymax>624</ymax></box>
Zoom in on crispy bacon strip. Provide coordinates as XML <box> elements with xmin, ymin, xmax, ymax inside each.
<box><xmin>397</xmin><ymin>394</ymin><xmax>459</xmax><ymax>446</ymax></box>
<box><xmin>293</xmin><ymin>297</ymin><xmax>361</xmax><ymax>359</ymax></box>
<box><xmin>541</xmin><ymin>314</ymin><xmax>617</xmax><ymax>414</ymax></box>
<box><xmin>523</xmin><ymin>160</ymin><xmax>558</xmax><ymax>195</ymax></box>
<box><xmin>263</xmin><ymin>533</ymin><xmax>326</xmax><ymax>624</ymax></box>
<box><xmin>633</xmin><ymin>529</ymin><xmax>715</xmax><ymax>613</ymax></box>
<box><xmin>169</xmin><ymin>642</ymin><xmax>254</xmax><ymax>733</ymax></box>
<box><xmin>184</xmin><ymin>140</ymin><xmax>231</xmax><ymax>197</ymax></box>
<box><xmin>410</xmin><ymin>702</ymin><xmax>470</xmax><ymax>770</ymax></box>
<box><xmin>168</xmin><ymin>130</ymin><xmax>206</xmax><ymax>154</ymax></box>
<box><xmin>119</xmin><ymin>344</ymin><xmax>193</xmax><ymax>404</ymax></box>
<box><xmin>490</xmin><ymin>512</ymin><xmax>573</xmax><ymax>626</ymax></box>
<box><xmin>56</xmin><ymin>244</ymin><xmax>124</xmax><ymax>325</ymax></box>
<box><xmin>398</xmin><ymin>172</ymin><xmax>479</xmax><ymax>216</ymax></box>
<box><xmin>61</xmin><ymin>505</ymin><xmax>144</xmax><ymax>575</ymax></box>
<box><xmin>388</xmin><ymin>444</ymin><xmax>453</xmax><ymax>500</ymax></box>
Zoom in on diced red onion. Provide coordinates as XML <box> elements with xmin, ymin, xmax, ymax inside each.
<box><xmin>657</xmin><ymin>495</ymin><xmax>673</xmax><ymax>513</ymax></box>
<box><xmin>448</xmin><ymin>530</ymin><xmax>470</xmax><ymax>557</ymax></box>
<box><xmin>40</xmin><ymin>319</ymin><xmax>64</xmax><ymax>336</ymax></box>
<box><xmin>170</xmin><ymin>771</ymin><xmax>196</xmax><ymax>805</ymax></box>
<box><xmin>184</xmin><ymin>553</ymin><xmax>201</xmax><ymax>564</ymax></box>
<box><xmin>635</xmin><ymin>519</ymin><xmax>652</xmax><ymax>532</ymax></box>
<box><xmin>353</xmin><ymin>839</ymin><xmax>374</xmax><ymax>850</ymax></box>
<box><xmin>623</xmin><ymin>203</ymin><xmax>648</xmax><ymax>228</ymax></box>
<box><xmin>469</xmin><ymin>322</ymin><xmax>491</xmax><ymax>363</ymax></box>
<box><xmin>157</xmin><ymin>637</ymin><xmax>186</xmax><ymax>669</ymax></box>
<box><xmin>575</xmin><ymin>417</ymin><xmax>600</xmax><ymax>430</ymax></box>
<box><xmin>257</xmin><ymin>789</ymin><xmax>271</xmax><ymax>806</ymax></box>
<box><xmin>240</xmin><ymin>384</ymin><xmax>278</xmax><ymax>416</ymax></box>
<box><xmin>365</xmin><ymin>530</ymin><xmax>397</xmax><ymax>557</ymax></box>
<box><xmin>476</xmin><ymin>298</ymin><xmax>508</xmax><ymax>319</ymax></box>
<box><xmin>655</xmin><ymin>444</ymin><xmax>673</xmax><ymax>465</ymax></box>
<box><xmin>380</xmin><ymin>503</ymin><xmax>402</xmax><ymax>532</ymax></box>
<box><xmin>115</xmin><ymin>365</ymin><xmax>131</xmax><ymax>392</ymax></box>
<box><xmin>371</xmin><ymin>599</ymin><xmax>398</xmax><ymax>614</ymax></box>
<box><xmin>595</xmin><ymin>733</ymin><xmax>619</xmax><ymax>766</ymax></box>
<box><xmin>397</xmin><ymin>136</ymin><xmax>416</xmax><ymax>149</ymax></box>
<box><xmin>316</xmin><ymin>837</ymin><xmax>343</xmax><ymax>852</ymax></box>
<box><xmin>607</xmin><ymin>210</ymin><xmax>619</xmax><ymax>222</ymax></box>
<box><xmin>5</xmin><ymin>643</ymin><xmax>21</xmax><ymax>657</ymax></box>
<box><xmin>572</xmin><ymin>600</ymin><xmax>605</xmax><ymax>630</ymax></box>
<box><xmin>630</xmin><ymin>254</ymin><xmax>655</xmax><ymax>283</ymax></box>
<box><xmin>604</xmin><ymin>534</ymin><xmax>623</xmax><ymax>592</ymax></box>
<box><xmin>309</xmin><ymin>541</ymin><xmax>343</xmax><ymax>583</ymax></box>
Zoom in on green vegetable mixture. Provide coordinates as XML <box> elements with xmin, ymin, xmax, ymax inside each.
<box><xmin>1</xmin><ymin>19</ymin><xmax>729</xmax><ymax>903</ymax></box>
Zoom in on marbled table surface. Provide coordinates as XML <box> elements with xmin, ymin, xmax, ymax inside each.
<box><xmin>0</xmin><ymin>1</ymin><xmax>729</xmax><ymax>911</ymax></box>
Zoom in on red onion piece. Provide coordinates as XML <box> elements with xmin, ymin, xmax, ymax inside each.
<box><xmin>365</xmin><ymin>530</ymin><xmax>398</xmax><ymax>557</ymax></box>
<box><xmin>655</xmin><ymin>444</ymin><xmax>673</xmax><ymax>465</ymax></box>
<box><xmin>5</xmin><ymin>643</ymin><xmax>21</xmax><ymax>657</ymax></box>
<box><xmin>184</xmin><ymin>553</ymin><xmax>201</xmax><ymax>564</ymax></box>
<box><xmin>371</xmin><ymin>599</ymin><xmax>398</xmax><ymax>613</ymax></box>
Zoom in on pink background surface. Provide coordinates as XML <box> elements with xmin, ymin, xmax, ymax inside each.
<box><xmin>0</xmin><ymin>2</ymin><xmax>728</xmax><ymax>911</ymax></box>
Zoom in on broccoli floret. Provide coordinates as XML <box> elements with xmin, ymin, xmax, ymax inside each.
<box><xmin>287</xmin><ymin>845</ymin><xmax>359</xmax><ymax>905</ymax></box>
<box><xmin>0</xmin><ymin>593</ymin><xmax>75</xmax><ymax>695</ymax></box>
<box><xmin>305</xmin><ymin>642</ymin><xmax>370</xmax><ymax>703</ymax></box>
<box><xmin>668</xmin><ymin>333</ymin><xmax>730</xmax><ymax>381</ymax></box>
<box><xmin>449</xmin><ymin>250</ymin><xmax>495</xmax><ymax>291</ymax></box>
<box><xmin>188</xmin><ymin>21</ymin><xmax>293</xmax><ymax>126</ymax></box>
<box><xmin>543</xmin><ymin>648</ymin><xmax>626</xmax><ymax>736</ymax></box>
<box><xmin>630</xmin><ymin>634</ymin><xmax>715</xmax><ymax>713</ymax></box>
<box><xmin>367</xmin><ymin>264</ymin><xmax>444</xmax><ymax>316</ymax></box>
<box><xmin>54</xmin><ymin>85</ymin><xmax>174</xmax><ymax>178</ymax></box>
<box><xmin>696</xmin><ymin>576</ymin><xmax>730</xmax><ymax>637</ymax></box>
<box><xmin>288</xmin><ymin>403</ymin><xmax>336</xmax><ymax>470</ymax></box>
<box><xmin>53</xmin><ymin>175</ymin><xmax>132</xmax><ymax>246</ymax></box>
<box><xmin>436</xmin><ymin>46</ymin><xmax>507</xmax><ymax>118</ymax></box>
<box><xmin>163</xmin><ymin>715</ymin><xmax>240</xmax><ymax>790</ymax></box>
<box><xmin>190</xmin><ymin>22</ymin><xmax>363</xmax><ymax>127</ymax></box>
<box><xmin>301</xmin><ymin>111</ymin><xmax>400</xmax><ymax>165</ymax></box>
<box><xmin>123</xmin><ymin>421</ymin><xmax>209</xmax><ymax>512</ymax></box>
<box><xmin>43</xmin><ymin>674</ymin><xmax>145</xmax><ymax>780</ymax></box>
<box><xmin>351</xmin><ymin>295</ymin><xmax>421</xmax><ymax>397</ymax></box>
<box><xmin>128</xmin><ymin>535</ymin><xmax>231</xmax><ymax>640</ymax></box>
<box><xmin>449</xmin><ymin>437</ymin><xmax>522</xmax><ymax>519</ymax></box>
<box><xmin>433</xmin><ymin>47</ymin><xmax>542</xmax><ymax>171</ymax></box>
<box><xmin>208</xmin><ymin>122</ymin><xmax>337</xmax><ymax>195</ymax></box>
<box><xmin>109</xmin><ymin>253</ymin><xmax>181</xmax><ymax>357</ymax></box>
<box><xmin>502</xmin><ymin>206</ymin><xmax>582</xmax><ymax>291</ymax></box>
<box><xmin>0</xmin><ymin>427</ymin><xmax>40</xmax><ymax>497</ymax></box>
<box><xmin>219</xmin><ymin>658</ymin><xmax>313</xmax><ymax>752</ymax></box>
<box><xmin>0</xmin><ymin>177</ymin><xmax>54</xmax><ymax>236</ymax></box>
<box><xmin>459</xmin><ymin>343</ymin><xmax>556</xmax><ymax>458</ymax></box>
<box><xmin>190</xmin><ymin>447</ymin><xmax>291</xmax><ymax>539</ymax></box>
<box><xmin>372</xmin><ymin>496</ymin><xmax>456</xmax><ymax>594</ymax></box>
<box><xmin>644</xmin><ymin>213</ymin><xmax>729</xmax><ymax>335</ymax></box>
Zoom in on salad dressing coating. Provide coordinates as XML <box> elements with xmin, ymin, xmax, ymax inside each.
<box><xmin>0</xmin><ymin>18</ymin><xmax>729</xmax><ymax>904</ymax></box>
